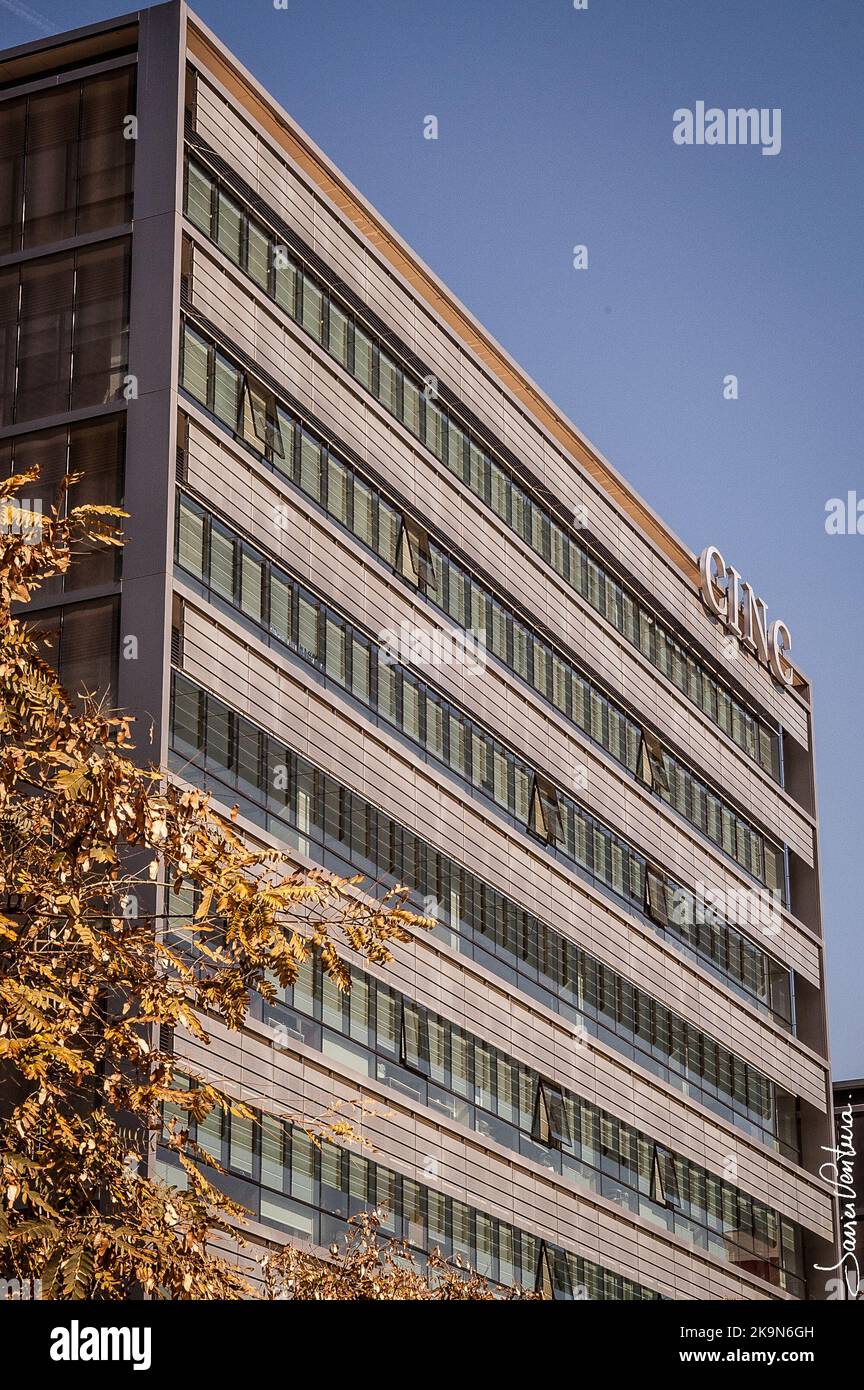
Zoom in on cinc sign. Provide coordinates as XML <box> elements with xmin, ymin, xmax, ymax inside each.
<box><xmin>698</xmin><ymin>547</ymin><xmax>793</xmax><ymax>686</ymax></box>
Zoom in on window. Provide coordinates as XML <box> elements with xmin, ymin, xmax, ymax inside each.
<box><xmin>71</xmin><ymin>239</ymin><xmax>130</xmax><ymax>410</ymax></box>
<box><xmin>214</xmin><ymin>352</ymin><xmax>241</xmax><ymax>428</ymax></box>
<box><xmin>242</xmin><ymin>380</ymin><xmax>283</xmax><ymax>457</ymax></box>
<box><xmin>396</xmin><ymin>519</ymin><xmax>420</xmax><ymax>586</ymax></box>
<box><xmin>299</xmin><ymin>429</ymin><xmax>321</xmax><ymax>500</ymax></box>
<box><xmin>535</xmin><ymin>1242</ymin><xmax>556</xmax><ymax>1299</ymax></box>
<box><xmin>403</xmin><ymin>376</ymin><xmax>421</xmax><ymax>435</ymax></box>
<box><xmin>0</xmin><ymin>239</ymin><xmax>131</xmax><ymax>423</ymax></box>
<box><xmin>216</xmin><ymin>189</ymin><xmax>242</xmax><ymax>263</ymax></box>
<box><xmin>209</xmin><ymin>522</ymin><xmax>235</xmax><ymax>601</ymax></box>
<box><xmin>644</xmin><ymin>868</ymin><xmax>669</xmax><ymax>929</ymax></box>
<box><xmin>27</xmin><ymin>597</ymin><xmax>118</xmax><ymax>707</ymax></box>
<box><xmin>328</xmin><ymin>455</ymin><xmax>350</xmax><ymax>525</ymax></box>
<box><xmin>14</xmin><ymin>252</ymin><xmax>75</xmax><ymax>421</ymax></box>
<box><xmin>638</xmin><ymin>728</ymin><xmax>670</xmax><ymax>793</ymax></box>
<box><xmin>651</xmin><ymin>1146</ymin><xmax>682</xmax><ymax>1208</ymax></box>
<box><xmin>532</xmin><ymin>1081</ymin><xmax>571</xmax><ymax>1149</ymax></box>
<box><xmin>400</xmin><ymin>1002</ymin><xmax>430</xmax><ymax>1075</ymax></box>
<box><xmin>247</xmin><ymin>221</ymin><xmax>270</xmax><ymax>291</ymax></box>
<box><xmin>378</xmin><ymin>350</ymin><xmax>399</xmax><ymax>414</ymax></box>
<box><xmin>197</xmin><ymin>1106</ymin><xmax>223</xmax><ymax>1162</ymax></box>
<box><xmin>229</xmin><ymin>1114</ymin><xmax>255</xmax><ymax>1177</ymax></box>
<box><xmin>1</xmin><ymin>70</ymin><xmax>134</xmax><ymax>256</ymax></box>
<box><xmin>170</xmin><ymin>674</ymin><xmax>201</xmax><ymax>756</ymax></box>
<box><xmin>177</xmin><ymin>496</ymin><xmax>205</xmax><ymax>578</ymax></box>
<box><xmin>328</xmin><ymin>301</ymin><xmax>349</xmax><ymax>366</ymax></box>
<box><xmin>270</xmin><ymin>570</ymin><xmax>292</xmax><ymax>644</ymax></box>
<box><xmin>274</xmin><ymin>255</ymin><xmax>297</xmax><ymax>316</ymax></box>
<box><xmin>261</xmin><ymin>1115</ymin><xmax>284</xmax><ymax>1191</ymax></box>
<box><xmin>2</xmin><ymin>416</ymin><xmax>124</xmax><ymax>593</ymax></box>
<box><xmin>302</xmin><ymin>277</ymin><xmax>323</xmax><ymax>343</ymax></box>
<box><xmin>186</xmin><ymin>159</ymin><xmax>213</xmax><ymax>234</ymax></box>
<box><xmin>182</xmin><ymin>323</ymin><xmax>210</xmax><ymax>404</ymax></box>
<box><xmin>240</xmin><ymin>547</ymin><xmax>264</xmax><ymax>623</ymax></box>
<box><xmin>396</xmin><ymin>519</ymin><xmax>436</xmax><ymax>593</ymax></box>
<box><xmin>353</xmin><ymin>324</ymin><xmax>372</xmax><ymax>389</ymax></box>
<box><xmin>297</xmin><ymin>593</ymin><xmax>319</xmax><ymax>662</ymax></box>
<box><xmin>528</xmin><ymin>775</ymin><xmax>562</xmax><ymax>846</ymax></box>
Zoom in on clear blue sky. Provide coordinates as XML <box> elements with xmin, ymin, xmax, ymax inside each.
<box><xmin>4</xmin><ymin>0</ymin><xmax>861</xmax><ymax>1077</ymax></box>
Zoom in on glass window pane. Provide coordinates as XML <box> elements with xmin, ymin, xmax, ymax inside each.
<box><xmin>217</xmin><ymin>189</ymin><xmax>243</xmax><ymax>263</ymax></box>
<box><xmin>229</xmin><ymin>1114</ymin><xmax>255</xmax><ymax>1176</ymax></box>
<box><xmin>378</xmin><ymin>350</ymin><xmax>398</xmax><ymax>413</ymax></box>
<box><xmin>71</xmin><ymin>239</ymin><xmax>130</xmax><ymax>410</ymax></box>
<box><xmin>182</xmin><ymin>324</ymin><xmax>210</xmax><ymax>404</ymax></box>
<box><xmin>261</xmin><ymin>1116</ymin><xmax>284</xmax><ymax>1191</ymax></box>
<box><xmin>274</xmin><ymin>253</ymin><xmax>297</xmax><ymax>315</ymax></box>
<box><xmin>16</xmin><ymin>253</ymin><xmax>75</xmax><ymax>420</ymax></box>
<box><xmin>76</xmin><ymin>69</ymin><xmax>135</xmax><ymax>234</ymax></box>
<box><xmin>247</xmin><ymin>220</ymin><xmax>270</xmax><ymax>290</ymax></box>
<box><xmin>328</xmin><ymin>300</ymin><xmax>349</xmax><ymax>366</ymax></box>
<box><xmin>177</xmin><ymin>497</ymin><xmax>205</xmax><ymax>577</ymax></box>
<box><xmin>302</xmin><ymin>277</ymin><xmax>323</xmax><ymax>342</ymax></box>
<box><xmin>23</xmin><ymin>85</ymin><xmax>80</xmax><ymax>248</ymax></box>
<box><xmin>327</xmin><ymin>455</ymin><xmax>350</xmax><ymax>525</ymax></box>
<box><xmin>353</xmin><ymin>324</ymin><xmax>372</xmax><ymax>390</ymax></box>
<box><xmin>297</xmin><ymin>593</ymin><xmax>319</xmax><ymax>661</ymax></box>
<box><xmin>299</xmin><ymin>429</ymin><xmax>322</xmax><ymax>501</ymax></box>
<box><xmin>240</xmin><ymin>547</ymin><xmax>263</xmax><ymax>623</ymax></box>
<box><xmin>209</xmin><ymin>522</ymin><xmax>235</xmax><ymax>600</ymax></box>
<box><xmin>214</xmin><ymin>353</ymin><xmax>240</xmax><ymax>428</ymax></box>
<box><xmin>270</xmin><ymin>570</ymin><xmax>292</xmax><ymax>643</ymax></box>
<box><xmin>185</xmin><ymin>159</ymin><xmax>213</xmax><ymax>234</ymax></box>
<box><xmin>0</xmin><ymin>97</ymin><xmax>26</xmax><ymax>256</ymax></box>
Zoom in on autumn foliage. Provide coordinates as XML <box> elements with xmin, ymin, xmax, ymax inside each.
<box><xmin>0</xmin><ymin>470</ymin><xmax>517</xmax><ymax>1300</ymax></box>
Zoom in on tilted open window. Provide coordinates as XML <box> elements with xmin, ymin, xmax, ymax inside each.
<box><xmin>638</xmin><ymin>727</ymin><xmax>670</xmax><ymax>793</ymax></box>
<box><xmin>651</xmin><ymin>1144</ymin><xmax>682</xmax><ymax>1208</ymax></box>
<box><xmin>241</xmin><ymin>377</ymin><xmax>284</xmax><ymax>458</ymax></box>
<box><xmin>400</xmin><ymin>1001</ymin><xmax>431</xmax><ymax>1076</ymax></box>
<box><xmin>396</xmin><ymin>518</ymin><xmax>437</xmax><ymax>594</ymax></box>
<box><xmin>644</xmin><ymin>865</ymin><xmax>670</xmax><ymax>929</ymax></box>
<box><xmin>532</xmin><ymin>1080</ymin><xmax>571</xmax><ymax>1149</ymax></box>
<box><xmin>528</xmin><ymin>773</ymin><xmax>563</xmax><ymax>847</ymax></box>
<box><xmin>534</xmin><ymin>1241</ymin><xmax>572</xmax><ymax>1299</ymax></box>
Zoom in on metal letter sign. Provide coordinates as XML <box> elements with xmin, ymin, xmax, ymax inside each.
<box><xmin>698</xmin><ymin>547</ymin><xmax>793</xmax><ymax>686</ymax></box>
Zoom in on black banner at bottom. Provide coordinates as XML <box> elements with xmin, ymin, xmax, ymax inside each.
<box><xmin>0</xmin><ymin>1294</ymin><xmax>858</xmax><ymax>1376</ymax></box>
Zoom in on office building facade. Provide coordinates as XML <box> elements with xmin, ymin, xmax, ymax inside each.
<box><xmin>0</xmin><ymin>2</ymin><xmax>839</xmax><ymax>1298</ymax></box>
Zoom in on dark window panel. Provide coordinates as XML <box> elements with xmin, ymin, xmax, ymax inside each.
<box><xmin>71</xmin><ymin>239</ymin><xmax>130</xmax><ymax>410</ymax></box>
<box><xmin>66</xmin><ymin>415</ymin><xmax>125</xmax><ymax>587</ymax></box>
<box><xmin>22</xmin><ymin>85</ymin><xmax>80</xmax><ymax>249</ymax></box>
<box><xmin>76</xmin><ymin>70</ymin><xmax>135</xmax><ymax>233</ymax></box>
<box><xmin>24</xmin><ymin>596</ymin><xmax>118</xmax><ymax>706</ymax></box>
<box><xmin>0</xmin><ymin>98</ymin><xmax>26</xmax><ymax>255</ymax></box>
<box><xmin>1</xmin><ymin>415</ymin><xmax>124</xmax><ymax>593</ymax></box>
<box><xmin>0</xmin><ymin>264</ymin><xmax>20</xmax><ymax>426</ymax></box>
<box><xmin>16</xmin><ymin>253</ymin><xmax>75</xmax><ymax>421</ymax></box>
